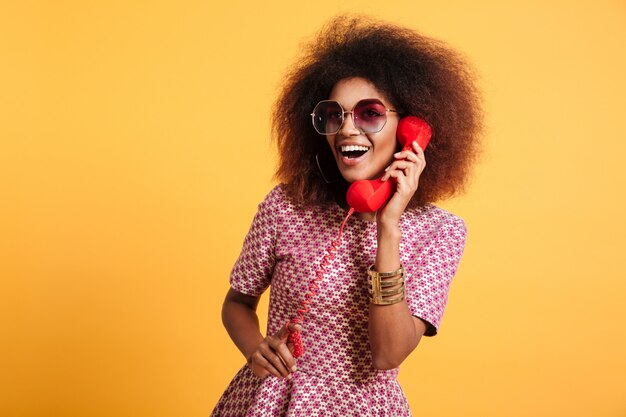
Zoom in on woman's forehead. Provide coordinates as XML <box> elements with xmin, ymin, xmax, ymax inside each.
<box><xmin>328</xmin><ymin>77</ymin><xmax>391</xmax><ymax>107</ymax></box>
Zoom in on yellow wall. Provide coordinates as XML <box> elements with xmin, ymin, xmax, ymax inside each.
<box><xmin>1</xmin><ymin>1</ymin><xmax>625</xmax><ymax>416</ymax></box>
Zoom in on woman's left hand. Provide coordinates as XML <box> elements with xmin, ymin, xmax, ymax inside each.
<box><xmin>377</xmin><ymin>141</ymin><xmax>426</xmax><ymax>226</ymax></box>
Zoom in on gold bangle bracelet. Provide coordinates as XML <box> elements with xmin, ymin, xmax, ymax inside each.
<box><xmin>369</xmin><ymin>282</ymin><xmax>405</xmax><ymax>295</ymax></box>
<box><xmin>368</xmin><ymin>264</ymin><xmax>406</xmax><ymax>305</ymax></box>
<box><xmin>367</xmin><ymin>265</ymin><xmax>404</xmax><ymax>279</ymax></box>
<box><xmin>370</xmin><ymin>292</ymin><xmax>405</xmax><ymax>305</ymax></box>
<box><xmin>378</xmin><ymin>276</ymin><xmax>405</xmax><ymax>286</ymax></box>
<box><xmin>379</xmin><ymin>284</ymin><xmax>405</xmax><ymax>296</ymax></box>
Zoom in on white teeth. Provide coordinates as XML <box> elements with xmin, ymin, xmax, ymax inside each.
<box><xmin>340</xmin><ymin>145</ymin><xmax>369</xmax><ymax>152</ymax></box>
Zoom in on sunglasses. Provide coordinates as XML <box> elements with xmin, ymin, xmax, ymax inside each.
<box><xmin>310</xmin><ymin>99</ymin><xmax>398</xmax><ymax>135</ymax></box>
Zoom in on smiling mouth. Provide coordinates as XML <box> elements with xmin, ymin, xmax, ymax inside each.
<box><xmin>339</xmin><ymin>145</ymin><xmax>370</xmax><ymax>159</ymax></box>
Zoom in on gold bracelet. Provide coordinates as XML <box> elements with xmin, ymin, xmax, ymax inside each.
<box><xmin>367</xmin><ymin>265</ymin><xmax>406</xmax><ymax>305</ymax></box>
<box><xmin>372</xmin><ymin>292</ymin><xmax>406</xmax><ymax>305</ymax></box>
<box><xmin>378</xmin><ymin>274</ymin><xmax>405</xmax><ymax>286</ymax></box>
<box><xmin>367</xmin><ymin>265</ymin><xmax>404</xmax><ymax>279</ymax></box>
<box><xmin>368</xmin><ymin>282</ymin><xmax>405</xmax><ymax>295</ymax></box>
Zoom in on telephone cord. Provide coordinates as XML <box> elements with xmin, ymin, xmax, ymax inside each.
<box><xmin>287</xmin><ymin>207</ymin><xmax>355</xmax><ymax>358</ymax></box>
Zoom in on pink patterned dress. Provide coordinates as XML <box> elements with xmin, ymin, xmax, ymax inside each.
<box><xmin>211</xmin><ymin>185</ymin><xmax>466</xmax><ymax>417</ymax></box>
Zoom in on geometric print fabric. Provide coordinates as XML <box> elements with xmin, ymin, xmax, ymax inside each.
<box><xmin>211</xmin><ymin>185</ymin><xmax>467</xmax><ymax>416</ymax></box>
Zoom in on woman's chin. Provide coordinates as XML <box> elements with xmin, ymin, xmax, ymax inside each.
<box><xmin>340</xmin><ymin>171</ymin><xmax>385</xmax><ymax>184</ymax></box>
<box><xmin>340</xmin><ymin>174</ymin><xmax>362</xmax><ymax>184</ymax></box>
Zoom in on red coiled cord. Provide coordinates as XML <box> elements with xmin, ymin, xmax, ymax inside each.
<box><xmin>287</xmin><ymin>208</ymin><xmax>355</xmax><ymax>358</ymax></box>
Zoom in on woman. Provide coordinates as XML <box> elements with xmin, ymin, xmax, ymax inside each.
<box><xmin>212</xmin><ymin>15</ymin><xmax>482</xmax><ymax>417</ymax></box>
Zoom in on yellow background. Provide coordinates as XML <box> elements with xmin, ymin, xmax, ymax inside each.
<box><xmin>1</xmin><ymin>1</ymin><xmax>625</xmax><ymax>416</ymax></box>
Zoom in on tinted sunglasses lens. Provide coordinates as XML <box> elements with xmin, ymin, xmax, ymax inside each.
<box><xmin>354</xmin><ymin>99</ymin><xmax>388</xmax><ymax>133</ymax></box>
<box><xmin>312</xmin><ymin>101</ymin><xmax>343</xmax><ymax>134</ymax></box>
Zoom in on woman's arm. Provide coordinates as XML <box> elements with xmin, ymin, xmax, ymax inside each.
<box><xmin>368</xmin><ymin>141</ymin><xmax>427</xmax><ymax>370</ymax></box>
<box><xmin>368</xmin><ymin>225</ymin><xmax>427</xmax><ymax>369</ymax></box>
<box><xmin>222</xmin><ymin>288</ymin><xmax>299</xmax><ymax>378</ymax></box>
<box><xmin>221</xmin><ymin>288</ymin><xmax>265</xmax><ymax>361</ymax></box>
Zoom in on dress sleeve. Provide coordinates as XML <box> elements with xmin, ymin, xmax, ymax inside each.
<box><xmin>405</xmin><ymin>215</ymin><xmax>467</xmax><ymax>336</ymax></box>
<box><xmin>229</xmin><ymin>187</ymin><xmax>282</xmax><ymax>297</ymax></box>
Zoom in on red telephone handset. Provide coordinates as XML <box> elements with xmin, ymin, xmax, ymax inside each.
<box><xmin>345</xmin><ymin>116</ymin><xmax>432</xmax><ymax>213</ymax></box>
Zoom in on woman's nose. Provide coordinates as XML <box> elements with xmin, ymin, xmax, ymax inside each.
<box><xmin>338</xmin><ymin>111</ymin><xmax>360</xmax><ymax>136</ymax></box>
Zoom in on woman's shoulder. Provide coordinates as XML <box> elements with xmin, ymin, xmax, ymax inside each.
<box><xmin>258</xmin><ymin>184</ymin><xmax>310</xmax><ymax>219</ymax></box>
<box><xmin>261</xmin><ymin>184</ymin><xmax>335</xmax><ymax>215</ymax></box>
<box><xmin>259</xmin><ymin>184</ymin><xmax>298</xmax><ymax>209</ymax></box>
<box><xmin>261</xmin><ymin>183</ymin><xmax>288</xmax><ymax>203</ymax></box>
<box><xmin>404</xmin><ymin>204</ymin><xmax>466</xmax><ymax>233</ymax></box>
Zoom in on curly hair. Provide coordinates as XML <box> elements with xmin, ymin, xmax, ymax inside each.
<box><xmin>272</xmin><ymin>15</ymin><xmax>483</xmax><ymax>208</ymax></box>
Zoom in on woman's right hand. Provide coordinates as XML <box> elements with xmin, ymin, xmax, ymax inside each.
<box><xmin>247</xmin><ymin>322</ymin><xmax>302</xmax><ymax>379</ymax></box>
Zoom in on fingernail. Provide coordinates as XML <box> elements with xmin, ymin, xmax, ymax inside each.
<box><xmin>286</xmin><ymin>374</ymin><xmax>292</xmax><ymax>380</ymax></box>
<box><xmin>394</xmin><ymin>152</ymin><xmax>401</xmax><ymax>157</ymax></box>
<box><xmin>291</xmin><ymin>365</ymin><xmax>297</xmax><ymax>372</ymax></box>
<box><xmin>384</xmin><ymin>166</ymin><xmax>390</xmax><ymax>172</ymax></box>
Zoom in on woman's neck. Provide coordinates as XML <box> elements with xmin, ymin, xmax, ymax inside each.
<box><xmin>355</xmin><ymin>211</ymin><xmax>376</xmax><ymax>222</ymax></box>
